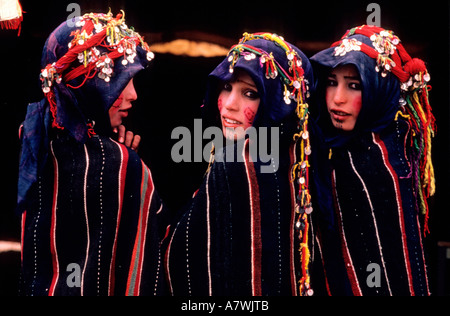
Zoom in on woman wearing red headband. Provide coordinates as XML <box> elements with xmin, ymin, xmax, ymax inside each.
<box><xmin>310</xmin><ymin>25</ymin><xmax>435</xmax><ymax>296</ymax></box>
<box><xmin>165</xmin><ymin>33</ymin><xmax>315</xmax><ymax>296</ymax></box>
<box><xmin>17</xmin><ymin>12</ymin><xmax>165</xmax><ymax>296</ymax></box>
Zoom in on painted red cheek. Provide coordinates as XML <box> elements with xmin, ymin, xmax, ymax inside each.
<box><xmin>325</xmin><ymin>89</ymin><xmax>333</xmax><ymax>107</ymax></box>
<box><xmin>218</xmin><ymin>98</ymin><xmax>223</xmax><ymax>112</ymax></box>
<box><xmin>353</xmin><ymin>96</ymin><xmax>362</xmax><ymax>112</ymax></box>
<box><xmin>244</xmin><ymin>107</ymin><xmax>256</xmax><ymax>124</ymax></box>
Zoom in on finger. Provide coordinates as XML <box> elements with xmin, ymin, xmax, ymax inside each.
<box><xmin>125</xmin><ymin>131</ymin><xmax>134</xmax><ymax>148</ymax></box>
<box><xmin>131</xmin><ymin>134</ymin><xmax>141</xmax><ymax>151</ymax></box>
<box><xmin>118</xmin><ymin>125</ymin><xmax>126</xmax><ymax>143</ymax></box>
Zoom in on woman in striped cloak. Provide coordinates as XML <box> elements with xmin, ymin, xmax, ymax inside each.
<box><xmin>164</xmin><ymin>33</ymin><xmax>316</xmax><ymax>296</ymax></box>
<box><xmin>310</xmin><ymin>25</ymin><xmax>435</xmax><ymax>296</ymax></box>
<box><xmin>17</xmin><ymin>12</ymin><xmax>166</xmax><ymax>296</ymax></box>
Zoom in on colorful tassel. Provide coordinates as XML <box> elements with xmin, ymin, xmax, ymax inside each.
<box><xmin>0</xmin><ymin>0</ymin><xmax>23</xmax><ymax>36</ymax></box>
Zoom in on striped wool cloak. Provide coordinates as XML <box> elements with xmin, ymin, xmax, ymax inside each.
<box><xmin>315</xmin><ymin>120</ymin><xmax>430</xmax><ymax>296</ymax></box>
<box><xmin>163</xmin><ymin>35</ymin><xmax>315</xmax><ymax>296</ymax></box>
<box><xmin>20</xmin><ymin>135</ymin><xmax>167</xmax><ymax>296</ymax></box>
<box><xmin>165</xmin><ymin>140</ymin><xmax>302</xmax><ymax>296</ymax></box>
<box><xmin>310</xmin><ymin>27</ymin><xmax>433</xmax><ymax>296</ymax></box>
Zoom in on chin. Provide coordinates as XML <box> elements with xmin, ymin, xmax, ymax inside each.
<box><xmin>112</xmin><ymin>120</ymin><xmax>122</xmax><ymax>128</ymax></box>
<box><xmin>224</xmin><ymin>129</ymin><xmax>243</xmax><ymax>141</ymax></box>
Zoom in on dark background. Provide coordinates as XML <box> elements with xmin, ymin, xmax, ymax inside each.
<box><xmin>0</xmin><ymin>0</ymin><xmax>448</xmax><ymax>295</ymax></box>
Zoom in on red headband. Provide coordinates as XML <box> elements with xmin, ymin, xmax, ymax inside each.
<box><xmin>39</xmin><ymin>12</ymin><xmax>154</xmax><ymax>130</ymax></box>
<box><xmin>331</xmin><ymin>25</ymin><xmax>430</xmax><ymax>91</ymax></box>
<box><xmin>333</xmin><ymin>25</ymin><xmax>435</xmax><ymax>235</ymax></box>
<box><xmin>40</xmin><ymin>12</ymin><xmax>154</xmax><ymax>92</ymax></box>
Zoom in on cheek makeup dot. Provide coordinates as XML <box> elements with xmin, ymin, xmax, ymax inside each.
<box><xmin>244</xmin><ymin>107</ymin><xmax>256</xmax><ymax>124</ymax></box>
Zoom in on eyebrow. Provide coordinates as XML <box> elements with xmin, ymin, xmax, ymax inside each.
<box><xmin>236</xmin><ymin>79</ymin><xmax>257</xmax><ymax>89</ymax></box>
<box><xmin>328</xmin><ymin>74</ymin><xmax>360</xmax><ymax>81</ymax></box>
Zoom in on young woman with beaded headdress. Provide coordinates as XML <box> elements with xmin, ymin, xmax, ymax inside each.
<box><xmin>310</xmin><ymin>25</ymin><xmax>435</xmax><ymax>296</ymax></box>
<box><xmin>17</xmin><ymin>11</ymin><xmax>167</xmax><ymax>296</ymax></box>
<box><xmin>164</xmin><ymin>33</ymin><xmax>316</xmax><ymax>296</ymax></box>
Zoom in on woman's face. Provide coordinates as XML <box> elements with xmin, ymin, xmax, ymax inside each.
<box><xmin>109</xmin><ymin>79</ymin><xmax>138</xmax><ymax>129</ymax></box>
<box><xmin>326</xmin><ymin>64</ymin><xmax>362</xmax><ymax>132</ymax></box>
<box><xmin>218</xmin><ymin>70</ymin><xmax>260</xmax><ymax>140</ymax></box>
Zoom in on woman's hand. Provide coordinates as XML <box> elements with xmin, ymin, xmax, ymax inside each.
<box><xmin>114</xmin><ymin>125</ymin><xmax>141</xmax><ymax>152</ymax></box>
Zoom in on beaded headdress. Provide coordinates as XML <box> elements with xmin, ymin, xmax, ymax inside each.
<box><xmin>330</xmin><ymin>25</ymin><xmax>435</xmax><ymax>234</ymax></box>
<box><xmin>332</xmin><ymin>25</ymin><xmax>431</xmax><ymax>90</ymax></box>
<box><xmin>228</xmin><ymin>33</ymin><xmax>310</xmax><ymax>105</ymax></box>
<box><xmin>40</xmin><ymin>11</ymin><xmax>154</xmax><ymax>132</ymax></box>
<box><xmin>225</xmin><ymin>33</ymin><xmax>314</xmax><ymax>295</ymax></box>
<box><xmin>17</xmin><ymin>11</ymin><xmax>153</xmax><ymax>214</ymax></box>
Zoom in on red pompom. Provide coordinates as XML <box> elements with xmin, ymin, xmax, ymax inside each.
<box><xmin>403</xmin><ymin>58</ymin><xmax>427</xmax><ymax>76</ymax></box>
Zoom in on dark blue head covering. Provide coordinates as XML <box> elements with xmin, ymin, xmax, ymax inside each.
<box><xmin>17</xmin><ymin>12</ymin><xmax>153</xmax><ymax>213</ymax></box>
<box><xmin>201</xmin><ymin>33</ymin><xmax>316</xmax><ymax>295</ymax></box>
<box><xmin>310</xmin><ymin>33</ymin><xmax>400</xmax><ymax>147</ymax></box>
<box><xmin>310</xmin><ymin>25</ymin><xmax>435</xmax><ymax>231</ymax></box>
<box><xmin>40</xmin><ymin>12</ymin><xmax>153</xmax><ymax>141</ymax></box>
<box><xmin>203</xmin><ymin>33</ymin><xmax>314</xmax><ymax>143</ymax></box>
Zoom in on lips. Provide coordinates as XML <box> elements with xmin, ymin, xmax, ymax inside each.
<box><xmin>119</xmin><ymin>110</ymin><xmax>129</xmax><ymax>118</ymax></box>
<box><xmin>222</xmin><ymin>116</ymin><xmax>243</xmax><ymax>127</ymax></box>
<box><xmin>330</xmin><ymin>109</ymin><xmax>351</xmax><ymax>121</ymax></box>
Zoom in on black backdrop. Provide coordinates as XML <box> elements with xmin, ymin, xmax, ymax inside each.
<box><xmin>0</xmin><ymin>0</ymin><xmax>448</xmax><ymax>295</ymax></box>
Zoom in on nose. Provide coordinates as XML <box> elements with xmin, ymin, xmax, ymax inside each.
<box><xmin>333</xmin><ymin>85</ymin><xmax>347</xmax><ymax>106</ymax></box>
<box><xmin>127</xmin><ymin>82</ymin><xmax>138</xmax><ymax>102</ymax></box>
<box><xmin>222</xmin><ymin>91</ymin><xmax>239</xmax><ymax>112</ymax></box>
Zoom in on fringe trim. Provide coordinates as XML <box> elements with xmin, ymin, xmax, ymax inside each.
<box><xmin>0</xmin><ymin>15</ymin><xmax>22</xmax><ymax>35</ymax></box>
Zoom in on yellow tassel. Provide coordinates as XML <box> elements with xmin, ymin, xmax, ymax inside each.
<box><xmin>204</xmin><ymin>144</ymin><xmax>215</xmax><ymax>176</ymax></box>
<box><xmin>291</xmin><ymin>163</ymin><xmax>299</xmax><ymax>182</ymax></box>
<box><xmin>298</xmin><ymin>218</ymin><xmax>312</xmax><ymax>296</ymax></box>
<box><xmin>394</xmin><ymin>110</ymin><xmax>410</xmax><ymax>121</ymax></box>
<box><xmin>119</xmin><ymin>10</ymin><xmax>126</xmax><ymax>23</ymax></box>
<box><xmin>424</xmin><ymin>130</ymin><xmax>436</xmax><ymax>197</ymax></box>
<box><xmin>412</xmin><ymin>93</ymin><xmax>427</xmax><ymax>122</ymax></box>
